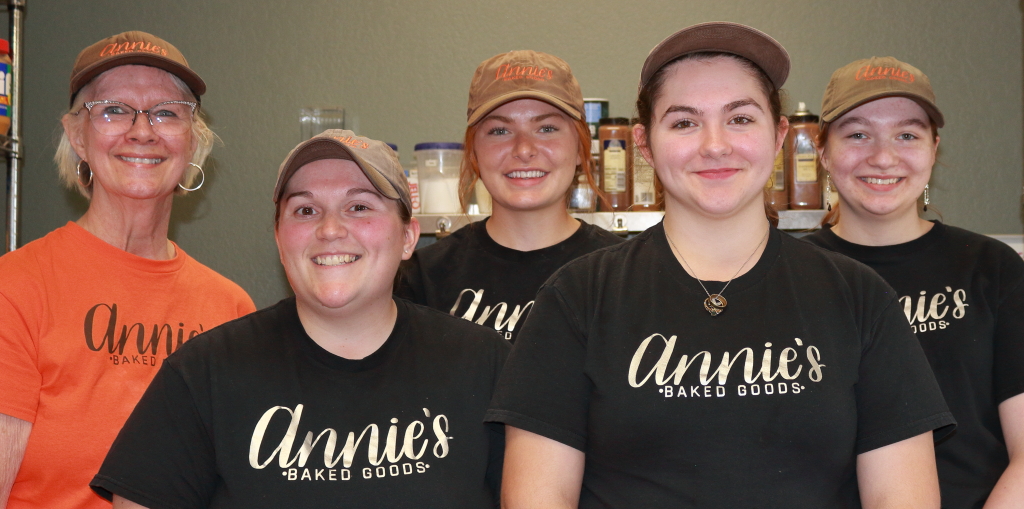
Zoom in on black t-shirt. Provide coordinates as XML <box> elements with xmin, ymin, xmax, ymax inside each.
<box><xmin>805</xmin><ymin>222</ymin><xmax>1024</xmax><ymax>508</ymax></box>
<box><xmin>91</xmin><ymin>298</ymin><xmax>510</xmax><ymax>509</ymax></box>
<box><xmin>397</xmin><ymin>218</ymin><xmax>624</xmax><ymax>343</ymax></box>
<box><xmin>486</xmin><ymin>223</ymin><xmax>955</xmax><ymax>508</ymax></box>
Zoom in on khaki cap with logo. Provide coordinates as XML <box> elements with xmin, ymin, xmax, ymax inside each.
<box><xmin>274</xmin><ymin>129</ymin><xmax>412</xmax><ymax>216</ymax></box>
<box><xmin>639</xmin><ymin>22</ymin><xmax>790</xmax><ymax>90</ymax></box>
<box><xmin>466</xmin><ymin>50</ymin><xmax>584</xmax><ymax>126</ymax></box>
<box><xmin>69</xmin><ymin>31</ymin><xmax>206</xmax><ymax>105</ymax></box>
<box><xmin>821</xmin><ymin>56</ymin><xmax>944</xmax><ymax>127</ymax></box>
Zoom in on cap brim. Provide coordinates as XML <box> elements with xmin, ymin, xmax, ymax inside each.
<box><xmin>821</xmin><ymin>91</ymin><xmax>945</xmax><ymax>128</ymax></box>
<box><xmin>640</xmin><ymin>22</ymin><xmax>790</xmax><ymax>90</ymax></box>
<box><xmin>468</xmin><ymin>90</ymin><xmax>582</xmax><ymax>126</ymax></box>
<box><xmin>274</xmin><ymin>138</ymin><xmax>401</xmax><ymax>204</ymax></box>
<box><xmin>70</xmin><ymin>54</ymin><xmax>206</xmax><ymax>105</ymax></box>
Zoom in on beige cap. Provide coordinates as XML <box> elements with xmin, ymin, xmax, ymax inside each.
<box><xmin>639</xmin><ymin>22</ymin><xmax>790</xmax><ymax>90</ymax></box>
<box><xmin>466</xmin><ymin>50</ymin><xmax>584</xmax><ymax>126</ymax></box>
<box><xmin>820</xmin><ymin>56</ymin><xmax>943</xmax><ymax>127</ymax></box>
<box><xmin>70</xmin><ymin>31</ymin><xmax>206</xmax><ymax>105</ymax></box>
<box><xmin>274</xmin><ymin>130</ymin><xmax>412</xmax><ymax>217</ymax></box>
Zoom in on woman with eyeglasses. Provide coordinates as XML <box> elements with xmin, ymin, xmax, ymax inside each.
<box><xmin>0</xmin><ymin>31</ymin><xmax>254</xmax><ymax>509</ymax></box>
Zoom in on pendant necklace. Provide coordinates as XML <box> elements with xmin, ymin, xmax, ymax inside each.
<box><xmin>665</xmin><ymin>227</ymin><xmax>769</xmax><ymax>317</ymax></box>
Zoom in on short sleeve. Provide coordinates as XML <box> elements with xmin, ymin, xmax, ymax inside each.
<box><xmin>855</xmin><ymin>295</ymin><xmax>956</xmax><ymax>453</ymax></box>
<box><xmin>485</xmin><ymin>282</ymin><xmax>592</xmax><ymax>451</ymax></box>
<box><xmin>0</xmin><ymin>278</ymin><xmax>43</xmax><ymax>423</ymax></box>
<box><xmin>90</xmin><ymin>361</ymin><xmax>218</xmax><ymax>509</ymax></box>
<box><xmin>994</xmin><ymin>261</ymin><xmax>1024</xmax><ymax>404</ymax></box>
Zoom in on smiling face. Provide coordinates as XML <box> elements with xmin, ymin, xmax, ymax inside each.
<box><xmin>472</xmin><ymin>98</ymin><xmax>581</xmax><ymax>215</ymax></box>
<box><xmin>822</xmin><ymin>96</ymin><xmax>938</xmax><ymax>222</ymax></box>
<box><xmin>636</xmin><ymin>56</ymin><xmax>786</xmax><ymax>220</ymax></box>
<box><xmin>64</xmin><ymin>65</ymin><xmax>197</xmax><ymax>202</ymax></box>
<box><xmin>275</xmin><ymin>159</ymin><xmax>419</xmax><ymax>315</ymax></box>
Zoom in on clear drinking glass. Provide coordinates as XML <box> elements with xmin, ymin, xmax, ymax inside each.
<box><xmin>299</xmin><ymin>107</ymin><xmax>345</xmax><ymax>140</ymax></box>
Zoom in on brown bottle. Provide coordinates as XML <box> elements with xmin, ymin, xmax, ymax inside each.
<box><xmin>598</xmin><ymin>117</ymin><xmax>631</xmax><ymax>211</ymax></box>
<box><xmin>785</xmin><ymin>102</ymin><xmax>821</xmax><ymax>210</ymax></box>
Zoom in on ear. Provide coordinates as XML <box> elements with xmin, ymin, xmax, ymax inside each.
<box><xmin>61</xmin><ymin>113</ymin><xmax>88</xmax><ymax>161</ymax></box>
<box><xmin>632</xmin><ymin>123</ymin><xmax>654</xmax><ymax>167</ymax></box>
<box><xmin>402</xmin><ymin>217</ymin><xmax>421</xmax><ymax>260</ymax></box>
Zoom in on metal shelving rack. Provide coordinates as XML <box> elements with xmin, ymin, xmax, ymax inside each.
<box><xmin>3</xmin><ymin>0</ymin><xmax>24</xmax><ymax>252</ymax></box>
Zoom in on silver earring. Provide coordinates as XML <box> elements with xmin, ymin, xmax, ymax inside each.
<box><xmin>923</xmin><ymin>184</ymin><xmax>930</xmax><ymax>212</ymax></box>
<box><xmin>179</xmin><ymin>163</ymin><xmax>205</xmax><ymax>192</ymax></box>
<box><xmin>825</xmin><ymin>173</ymin><xmax>832</xmax><ymax>212</ymax></box>
<box><xmin>76</xmin><ymin>160</ymin><xmax>92</xmax><ymax>187</ymax></box>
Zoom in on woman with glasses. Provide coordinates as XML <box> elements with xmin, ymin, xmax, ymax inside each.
<box><xmin>0</xmin><ymin>31</ymin><xmax>254</xmax><ymax>509</ymax></box>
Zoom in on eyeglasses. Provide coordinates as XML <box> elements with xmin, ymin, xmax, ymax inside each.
<box><xmin>79</xmin><ymin>100</ymin><xmax>197</xmax><ymax>136</ymax></box>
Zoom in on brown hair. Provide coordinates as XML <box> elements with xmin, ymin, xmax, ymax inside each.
<box><xmin>634</xmin><ymin>52</ymin><xmax>784</xmax><ymax>227</ymax></box>
<box><xmin>817</xmin><ymin>116</ymin><xmax>939</xmax><ymax>226</ymax></box>
<box><xmin>458</xmin><ymin>113</ymin><xmax>599</xmax><ymax>212</ymax></box>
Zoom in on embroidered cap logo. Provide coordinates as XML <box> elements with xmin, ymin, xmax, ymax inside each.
<box><xmin>854</xmin><ymin>64</ymin><xmax>916</xmax><ymax>84</ymax></box>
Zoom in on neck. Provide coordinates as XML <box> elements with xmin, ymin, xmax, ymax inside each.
<box><xmin>485</xmin><ymin>203</ymin><xmax>580</xmax><ymax>251</ymax></box>
<box><xmin>77</xmin><ymin>189</ymin><xmax>176</xmax><ymax>260</ymax></box>
<box><xmin>831</xmin><ymin>202</ymin><xmax>933</xmax><ymax>246</ymax></box>
<box><xmin>295</xmin><ymin>295</ymin><xmax>398</xmax><ymax>360</ymax></box>
<box><xmin>663</xmin><ymin>200</ymin><xmax>771</xmax><ymax>281</ymax></box>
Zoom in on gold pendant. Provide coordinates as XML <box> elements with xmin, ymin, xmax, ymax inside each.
<box><xmin>704</xmin><ymin>294</ymin><xmax>727</xmax><ymax>316</ymax></box>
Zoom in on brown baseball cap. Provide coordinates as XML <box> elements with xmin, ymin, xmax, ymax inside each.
<box><xmin>466</xmin><ymin>50</ymin><xmax>584</xmax><ymax>126</ymax></box>
<box><xmin>69</xmin><ymin>31</ymin><xmax>206</xmax><ymax>105</ymax></box>
<box><xmin>274</xmin><ymin>130</ymin><xmax>412</xmax><ymax>216</ymax></box>
<box><xmin>820</xmin><ymin>56</ymin><xmax>944</xmax><ymax>127</ymax></box>
<box><xmin>639</xmin><ymin>22</ymin><xmax>790</xmax><ymax>90</ymax></box>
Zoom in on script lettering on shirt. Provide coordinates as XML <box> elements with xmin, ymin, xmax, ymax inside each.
<box><xmin>83</xmin><ymin>302</ymin><xmax>205</xmax><ymax>365</ymax></box>
<box><xmin>899</xmin><ymin>286</ymin><xmax>968</xmax><ymax>334</ymax></box>
<box><xmin>628</xmin><ymin>335</ymin><xmax>823</xmax><ymax>399</ymax></box>
<box><xmin>250</xmin><ymin>404</ymin><xmax>451</xmax><ymax>483</ymax></box>
<box><xmin>449</xmin><ymin>288</ymin><xmax>533</xmax><ymax>339</ymax></box>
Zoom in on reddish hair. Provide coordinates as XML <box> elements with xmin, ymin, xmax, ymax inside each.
<box><xmin>458</xmin><ymin>114</ymin><xmax>600</xmax><ymax>213</ymax></box>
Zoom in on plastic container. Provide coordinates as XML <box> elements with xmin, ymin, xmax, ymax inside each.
<box><xmin>415</xmin><ymin>142</ymin><xmax>463</xmax><ymax>214</ymax></box>
<box><xmin>0</xmin><ymin>40</ymin><xmax>11</xmax><ymax>136</ymax></box>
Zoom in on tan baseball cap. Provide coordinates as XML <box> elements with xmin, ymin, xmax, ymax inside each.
<box><xmin>820</xmin><ymin>56</ymin><xmax>944</xmax><ymax>127</ymax></box>
<box><xmin>466</xmin><ymin>50</ymin><xmax>584</xmax><ymax>126</ymax></box>
<box><xmin>639</xmin><ymin>22</ymin><xmax>790</xmax><ymax>90</ymax></box>
<box><xmin>274</xmin><ymin>130</ymin><xmax>412</xmax><ymax>216</ymax></box>
<box><xmin>69</xmin><ymin>31</ymin><xmax>206</xmax><ymax>105</ymax></box>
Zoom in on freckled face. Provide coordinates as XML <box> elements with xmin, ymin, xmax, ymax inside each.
<box><xmin>637</xmin><ymin>57</ymin><xmax>786</xmax><ymax>219</ymax></box>
<box><xmin>473</xmin><ymin>98</ymin><xmax>581</xmax><ymax>214</ymax></box>
<box><xmin>66</xmin><ymin>65</ymin><xmax>197</xmax><ymax>201</ymax></box>
<box><xmin>275</xmin><ymin>159</ymin><xmax>418</xmax><ymax>313</ymax></box>
<box><xmin>822</xmin><ymin>96</ymin><xmax>938</xmax><ymax>221</ymax></box>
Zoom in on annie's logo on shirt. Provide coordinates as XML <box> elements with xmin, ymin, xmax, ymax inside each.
<box><xmin>449</xmin><ymin>288</ymin><xmax>533</xmax><ymax>341</ymax></box>
<box><xmin>900</xmin><ymin>286</ymin><xmax>968</xmax><ymax>334</ymax></box>
<box><xmin>494</xmin><ymin>63</ymin><xmax>554</xmax><ymax>82</ymax></box>
<box><xmin>628</xmin><ymin>334</ymin><xmax>826</xmax><ymax>399</ymax></box>
<box><xmin>83</xmin><ymin>302</ymin><xmax>205</xmax><ymax>366</ymax></box>
<box><xmin>250</xmin><ymin>404</ymin><xmax>451</xmax><ymax>482</ymax></box>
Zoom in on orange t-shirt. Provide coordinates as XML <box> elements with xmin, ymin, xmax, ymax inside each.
<box><xmin>0</xmin><ymin>222</ymin><xmax>256</xmax><ymax>509</ymax></box>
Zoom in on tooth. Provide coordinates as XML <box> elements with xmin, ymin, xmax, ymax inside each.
<box><xmin>314</xmin><ymin>254</ymin><xmax>358</xmax><ymax>266</ymax></box>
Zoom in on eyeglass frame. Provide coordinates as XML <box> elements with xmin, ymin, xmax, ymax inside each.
<box><xmin>76</xmin><ymin>99</ymin><xmax>198</xmax><ymax>136</ymax></box>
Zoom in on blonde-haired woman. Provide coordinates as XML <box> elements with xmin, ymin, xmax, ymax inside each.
<box><xmin>0</xmin><ymin>31</ymin><xmax>254</xmax><ymax>509</ymax></box>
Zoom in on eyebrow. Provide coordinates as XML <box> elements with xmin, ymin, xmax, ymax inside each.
<box><xmin>481</xmin><ymin>111</ymin><xmax>567</xmax><ymax>124</ymax></box>
<box><xmin>282</xmin><ymin>187</ymin><xmax>383</xmax><ymax>202</ymax></box>
<box><xmin>833</xmin><ymin>116</ymin><xmax>930</xmax><ymax>130</ymax></box>
<box><xmin>659</xmin><ymin>98</ymin><xmax>763</xmax><ymax>122</ymax></box>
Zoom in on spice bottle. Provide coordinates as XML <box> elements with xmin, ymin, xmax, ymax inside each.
<box><xmin>785</xmin><ymin>102</ymin><xmax>821</xmax><ymax>209</ymax></box>
<box><xmin>768</xmin><ymin>149</ymin><xmax>787</xmax><ymax>209</ymax></box>
<box><xmin>0</xmin><ymin>40</ymin><xmax>11</xmax><ymax>136</ymax></box>
<box><xmin>598</xmin><ymin>117</ymin><xmax>631</xmax><ymax>211</ymax></box>
<box><xmin>628</xmin><ymin>117</ymin><xmax>659</xmax><ymax>211</ymax></box>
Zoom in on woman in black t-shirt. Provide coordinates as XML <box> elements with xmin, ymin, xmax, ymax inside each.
<box><xmin>805</xmin><ymin>57</ymin><xmax>1024</xmax><ymax>508</ymax></box>
<box><xmin>397</xmin><ymin>50</ymin><xmax>622</xmax><ymax>343</ymax></box>
<box><xmin>487</xmin><ymin>24</ymin><xmax>954</xmax><ymax>508</ymax></box>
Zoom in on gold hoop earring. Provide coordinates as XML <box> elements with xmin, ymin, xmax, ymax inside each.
<box><xmin>179</xmin><ymin>163</ymin><xmax>205</xmax><ymax>192</ymax></box>
<box><xmin>76</xmin><ymin>160</ymin><xmax>92</xmax><ymax>187</ymax></box>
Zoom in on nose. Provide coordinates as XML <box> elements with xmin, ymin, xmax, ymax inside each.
<box><xmin>866</xmin><ymin>139</ymin><xmax>899</xmax><ymax>169</ymax></box>
<box><xmin>512</xmin><ymin>131</ymin><xmax>537</xmax><ymax>161</ymax></box>
<box><xmin>699</xmin><ymin>124</ymin><xmax>731</xmax><ymax>159</ymax></box>
<box><xmin>124</xmin><ymin>109</ymin><xmax>159</xmax><ymax>143</ymax></box>
<box><xmin>316</xmin><ymin>211</ymin><xmax>349</xmax><ymax>241</ymax></box>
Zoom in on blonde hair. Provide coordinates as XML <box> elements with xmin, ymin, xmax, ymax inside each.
<box><xmin>55</xmin><ymin>71</ymin><xmax>219</xmax><ymax>198</ymax></box>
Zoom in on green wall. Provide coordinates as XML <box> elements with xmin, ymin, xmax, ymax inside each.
<box><xmin>6</xmin><ymin>0</ymin><xmax>1023</xmax><ymax>307</ymax></box>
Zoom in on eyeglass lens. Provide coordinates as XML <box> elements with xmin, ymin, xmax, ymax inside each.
<box><xmin>88</xmin><ymin>101</ymin><xmax>195</xmax><ymax>136</ymax></box>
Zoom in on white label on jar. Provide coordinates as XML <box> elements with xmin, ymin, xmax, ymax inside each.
<box><xmin>602</xmin><ymin>139</ymin><xmax>627</xmax><ymax>193</ymax></box>
<box><xmin>795</xmin><ymin>153</ymin><xmax>817</xmax><ymax>182</ymax></box>
<box><xmin>408</xmin><ymin>169</ymin><xmax>421</xmax><ymax>213</ymax></box>
<box><xmin>425</xmin><ymin>159</ymin><xmax>439</xmax><ymax>167</ymax></box>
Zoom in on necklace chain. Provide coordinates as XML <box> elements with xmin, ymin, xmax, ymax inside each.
<box><xmin>666</xmin><ymin>227</ymin><xmax>770</xmax><ymax>316</ymax></box>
